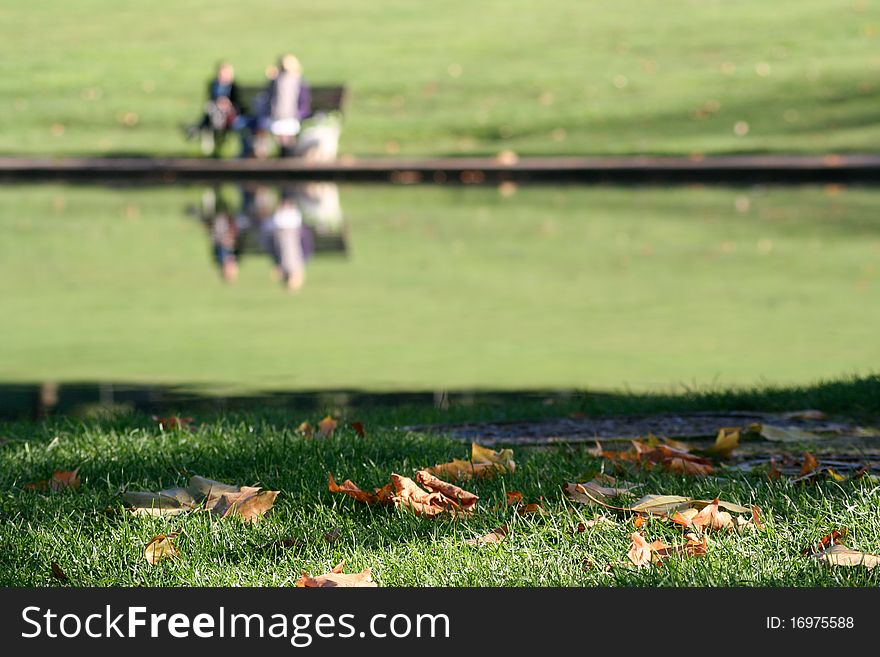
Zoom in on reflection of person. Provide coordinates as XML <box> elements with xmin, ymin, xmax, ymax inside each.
<box><xmin>266</xmin><ymin>189</ymin><xmax>307</xmax><ymax>291</ymax></box>
<box><xmin>191</xmin><ymin>185</ymin><xmax>347</xmax><ymax>290</ymax></box>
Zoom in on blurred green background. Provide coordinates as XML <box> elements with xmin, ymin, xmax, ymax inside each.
<box><xmin>1</xmin><ymin>0</ymin><xmax>878</xmax><ymax>157</ymax></box>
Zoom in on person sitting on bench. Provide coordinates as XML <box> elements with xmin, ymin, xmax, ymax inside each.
<box><xmin>188</xmin><ymin>61</ymin><xmax>246</xmax><ymax>156</ymax></box>
<box><xmin>264</xmin><ymin>54</ymin><xmax>311</xmax><ymax>156</ymax></box>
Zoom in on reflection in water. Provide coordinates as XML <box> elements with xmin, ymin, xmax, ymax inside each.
<box><xmin>190</xmin><ymin>182</ymin><xmax>347</xmax><ymax>290</ymax></box>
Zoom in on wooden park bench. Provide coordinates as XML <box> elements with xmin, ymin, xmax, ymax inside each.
<box><xmin>193</xmin><ymin>83</ymin><xmax>348</xmax><ymax>158</ymax></box>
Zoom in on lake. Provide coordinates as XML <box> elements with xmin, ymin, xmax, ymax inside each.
<box><xmin>0</xmin><ymin>182</ymin><xmax>878</xmax><ymax>416</ymax></box>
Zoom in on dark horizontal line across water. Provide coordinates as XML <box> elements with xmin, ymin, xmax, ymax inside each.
<box><xmin>1</xmin><ymin>154</ymin><xmax>879</xmax><ymax>184</ymax></box>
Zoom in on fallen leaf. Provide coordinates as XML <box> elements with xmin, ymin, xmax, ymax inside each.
<box><xmin>506</xmin><ymin>491</ymin><xmax>524</xmax><ymax>506</ymax></box>
<box><xmin>627</xmin><ymin>531</ymin><xmax>707</xmax><ymax>567</ymax></box>
<box><xmin>25</xmin><ymin>467</ymin><xmax>81</xmax><ymax>493</ymax></box>
<box><xmin>759</xmin><ymin>424</ymin><xmax>822</xmax><ymax>442</ymax></box>
<box><xmin>630</xmin><ymin>494</ymin><xmax>693</xmax><ymax>515</ymax></box>
<box><xmin>707</xmin><ymin>427</ymin><xmax>740</xmax><ymax>458</ymax></box>
<box><xmin>391</xmin><ymin>472</ymin><xmax>478</xmax><ymax>517</ymax></box>
<box><xmin>634</xmin><ymin>515</ymin><xmax>646</xmax><ymax>528</ymax></box>
<box><xmin>627</xmin><ymin>532</ymin><xmax>659</xmax><ymax>567</ymax></box>
<box><xmin>465</xmin><ymin>525</ymin><xmax>508</xmax><ymax>545</ymax></box>
<box><xmin>803</xmin><ymin>530</ymin><xmax>847</xmax><ymax>555</ymax></box>
<box><xmin>517</xmin><ymin>498</ymin><xmax>547</xmax><ymax>516</ymax></box>
<box><xmin>51</xmin><ymin>561</ymin><xmax>68</xmax><ymax>581</ymax></box>
<box><xmin>328</xmin><ymin>474</ymin><xmax>394</xmax><ymax>505</ymax></box>
<box><xmin>295</xmin><ymin>561</ymin><xmax>377</xmax><ymax>587</ymax></box>
<box><xmin>212</xmin><ymin>487</ymin><xmax>279</xmax><ymax>522</ymax></box>
<box><xmin>350</xmin><ymin>422</ymin><xmax>366</xmax><ymax>438</ymax></box>
<box><xmin>317</xmin><ymin>416</ymin><xmax>338</xmax><ymax>438</ymax></box>
<box><xmin>415</xmin><ymin>470</ymin><xmax>479</xmax><ymax>508</ymax></box>
<box><xmin>563</xmin><ymin>477</ymin><xmax>639</xmax><ymax>506</ymax></box>
<box><xmin>799</xmin><ymin>452</ymin><xmax>819</xmax><ymax>477</ymax></box>
<box><xmin>767</xmin><ymin>459</ymin><xmax>783</xmax><ymax>481</ymax></box>
<box><xmin>296</xmin><ymin>421</ymin><xmax>314</xmax><ymax>437</ymax></box>
<box><xmin>813</xmin><ymin>544</ymin><xmax>880</xmax><ymax>569</ymax></box>
<box><xmin>144</xmin><ymin>534</ymin><xmax>178</xmax><ymax>565</ymax></box>
<box><xmin>826</xmin><ymin>468</ymin><xmax>847</xmax><ymax>483</ymax></box>
<box><xmin>153</xmin><ymin>416</ymin><xmax>193</xmax><ymax>431</ymax></box>
<box><xmin>427</xmin><ymin>443</ymin><xmax>515</xmax><ymax>480</ymax></box>
<box><xmin>690</xmin><ymin>498</ymin><xmax>734</xmax><ymax>531</ymax></box>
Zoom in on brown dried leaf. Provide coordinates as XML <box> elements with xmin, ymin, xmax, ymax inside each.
<box><xmin>506</xmin><ymin>491</ymin><xmax>524</xmax><ymax>506</ymax></box>
<box><xmin>25</xmin><ymin>467</ymin><xmax>81</xmax><ymax>493</ymax></box>
<box><xmin>51</xmin><ymin>561</ymin><xmax>68</xmax><ymax>581</ymax></box>
<box><xmin>350</xmin><ymin>422</ymin><xmax>366</xmax><ymax>438</ymax></box>
<box><xmin>144</xmin><ymin>533</ymin><xmax>178</xmax><ymax>565</ymax></box>
<box><xmin>803</xmin><ymin>530</ymin><xmax>847</xmax><ymax>555</ymax></box>
<box><xmin>465</xmin><ymin>525</ymin><xmax>508</xmax><ymax>545</ymax></box>
<box><xmin>799</xmin><ymin>452</ymin><xmax>819</xmax><ymax>477</ymax></box>
<box><xmin>427</xmin><ymin>443</ymin><xmax>515</xmax><ymax>481</ymax></box>
<box><xmin>317</xmin><ymin>416</ymin><xmax>338</xmax><ymax>438</ymax></box>
<box><xmin>212</xmin><ymin>487</ymin><xmax>279</xmax><ymax>522</ymax></box>
<box><xmin>295</xmin><ymin>561</ymin><xmax>377</xmax><ymax>587</ymax></box>
<box><xmin>328</xmin><ymin>474</ymin><xmax>394</xmax><ymax>505</ymax></box>
<box><xmin>296</xmin><ymin>421</ymin><xmax>314</xmax><ymax>437</ymax></box>
<box><xmin>391</xmin><ymin>474</ymin><xmax>464</xmax><ymax>517</ymax></box>
<box><xmin>415</xmin><ymin>470</ymin><xmax>479</xmax><ymax>510</ymax></box>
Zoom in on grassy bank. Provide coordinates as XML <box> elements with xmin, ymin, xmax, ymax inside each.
<box><xmin>2</xmin><ymin>399</ymin><xmax>879</xmax><ymax>587</ymax></box>
<box><xmin>1</xmin><ymin>0</ymin><xmax>879</xmax><ymax>157</ymax></box>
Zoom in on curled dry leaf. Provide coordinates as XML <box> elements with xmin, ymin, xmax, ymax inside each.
<box><xmin>812</xmin><ymin>544</ymin><xmax>880</xmax><ymax>569</ymax></box>
<box><xmin>350</xmin><ymin>422</ymin><xmax>366</xmax><ymax>438</ymax></box>
<box><xmin>296</xmin><ymin>421</ymin><xmax>314</xmax><ymax>437</ymax></box>
<box><xmin>212</xmin><ymin>487</ymin><xmax>279</xmax><ymax>523</ymax></box>
<box><xmin>506</xmin><ymin>491</ymin><xmax>524</xmax><ymax>506</ymax></box>
<box><xmin>328</xmin><ymin>474</ymin><xmax>394</xmax><ymax>505</ymax></box>
<box><xmin>426</xmin><ymin>442</ymin><xmax>515</xmax><ymax>481</ymax></box>
<box><xmin>317</xmin><ymin>416</ymin><xmax>338</xmax><ymax>438</ymax></box>
<box><xmin>391</xmin><ymin>472</ymin><xmax>478</xmax><ymax>517</ymax></box>
<box><xmin>25</xmin><ymin>467</ymin><xmax>81</xmax><ymax>493</ymax></box>
<box><xmin>144</xmin><ymin>534</ymin><xmax>178</xmax><ymax>565</ymax></box>
<box><xmin>295</xmin><ymin>561</ymin><xmax>377</xmax><ymax>587</ymax></box>
<box><xmin>465</xmin><ymin>525</ymin><xmax>508</xmax><ymax>545</ymax></box>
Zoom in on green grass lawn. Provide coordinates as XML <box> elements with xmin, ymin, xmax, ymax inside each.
<box><xmin>1</xmin><ymin>183</ymin><xmax>878</xmax><ymax>394</ymax></box>
<box><xmin>1</xmin><ymin>0</ymin><xmax>879</xmax><ymax>157</ymax></box>
<box><xmin>2</xmin><ymin>403</ymin><xmax>880</xmax><ymax>587</ymax></box>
